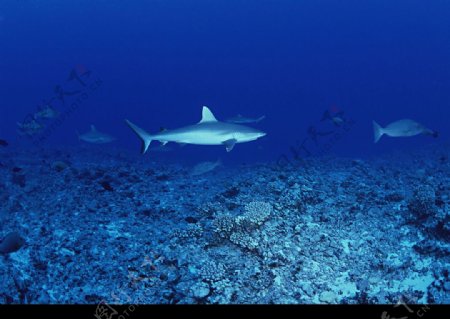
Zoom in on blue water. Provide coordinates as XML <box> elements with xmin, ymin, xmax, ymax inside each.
<box><xmin>0</xmin><ymin>0</ymin><xmax>449</xmax><ymax>306</ymax></box>
<box><xmin>1</xmin><ymin>0</ymin><xmax>449</xmax><ymax>162</ymax></box>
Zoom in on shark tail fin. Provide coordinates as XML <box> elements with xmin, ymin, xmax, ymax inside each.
<box><xmin>125</xmin><ymin>119</ymin><xmax>153</xmax><ymax>154</ymax></box>
<box><xmin>372</xmin><ymin>120</ymin><xmax>384</xmax><ymax>143</ymax></box>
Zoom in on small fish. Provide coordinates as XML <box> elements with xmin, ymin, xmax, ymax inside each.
<box><xmin>0</xmin><ymin>232</ymin><xmax>25</xmax><ymax>254</ymax></box>
<box><xmin>0</xmin><ymin>139</ymin><xmax>8</xmax><ymax>147</ymax></box>
<box><xmin>78</xmin><ymin>125</ymin><xmax>116</xmax><ymax>144</ymax></box>
<box><xmin>190</xmin><ymin>159</ymin><xmax>222</xmax><ymax>176</ymax></box>
<box><xmin>373</xmin><ymin>119</ymin><xmax>438</xmax><ymax>143</ymax></box>
<box><xmin>226</xmin><ymin>114</ymin><xmax>266</xmax><ymax>124</ymax></box>
<box><xmin>34</xmin><ymin>105</ymin><xmax>59</xmax><ymax>120</ymax></box>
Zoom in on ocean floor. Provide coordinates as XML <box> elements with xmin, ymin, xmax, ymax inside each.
<box><xmin>0</xmin><ymin>144</ymin><xmax>449</xmax><ymax>304</ymax></box>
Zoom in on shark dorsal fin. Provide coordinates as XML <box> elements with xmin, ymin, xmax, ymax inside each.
<box><xmin>90</xmin><ymin>125</ymin><xmax>97</xmax><ymax>132</ymax></box>
<box><xmin>200</xmin><ymin>106</ymin><xmax>218</xmax><ymax>123</ymax></box>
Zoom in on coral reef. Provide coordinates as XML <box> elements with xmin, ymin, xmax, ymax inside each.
<box><xmin>0</xmin><ymin>144</ymin><xmax>448</xmax><ymax>304</ymax></box>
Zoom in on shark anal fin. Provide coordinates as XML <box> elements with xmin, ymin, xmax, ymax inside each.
<box><xmin>223</xmin><ymin>139</ymin><xmax>237</xmax><ymax>152</ymax></box>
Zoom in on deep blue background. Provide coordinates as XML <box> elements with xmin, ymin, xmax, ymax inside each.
<box><xmin>1</xmin><ymin>0</ymin><xmax>449</xmax><ymax>164</ymax></box>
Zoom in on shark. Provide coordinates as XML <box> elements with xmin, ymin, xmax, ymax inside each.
<box><xmin>226</xmin><ymin>114</ymin><xmax>266</xmax><ymax>124</ymax></box>
<box><xmin>126</xmin><ymin>106</ymin><xmax>266</xmax><ymax>153</ymax></box>
<box><xmin>78</xmin><ymin>125</ymin><xmax>116</xmax><ymax>144</ymax></box>
<box><xmin>34</xmin><ymin>105</ymin><xmax>59</xmax><ymax>120</ymax></box>
<box><xmin>373</xmin><ymin>119</ymin><xmax>438</xmax><ymax>143</ymax></box>
<box><xmin>190</xmin><ymin>159</ymin><xmax>222</xmax><ymax>176</ymax></box>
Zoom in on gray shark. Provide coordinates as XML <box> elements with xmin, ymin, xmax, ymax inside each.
<box><xmin>190</xmin><ymin>159</ymin><xmax>222</xmax><ymax>176</ymax></box>
<box><xmin>78</xmin><ymin>125</ymin><xmax>116</xmax><ymax>144</ymax></box>
<box><xmin>34</xmin><ymin>105</ymin><xmax>59</xmax><ymax>120</ymax></box>
<box><xmin>126</xmin><ymin>106</ymin><xmax>266</xmax><ymax>153</ymax></box>
<box><xmin>226</xmin><ymin>114</ymin><xmax>266</xmax><ymax>124</ymax></box>
<box><xmin>373</xmin><ymin>119</ymin><xmax>438</xmax><ymax>143</ymax></box>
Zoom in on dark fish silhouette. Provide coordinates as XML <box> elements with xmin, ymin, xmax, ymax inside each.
<box><xmin>0</xmin><ymin>139</ymin><xmax>8</xmax><ymax>147</ymax></box>
<box><xmin>0</xmin><ymin>232</ymin><xmax>25</xmax><ymax>254</ymax></box>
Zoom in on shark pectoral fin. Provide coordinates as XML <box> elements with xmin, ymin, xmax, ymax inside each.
<box><xmin>160</xmin><ymin>141</ymin><xmax>169</xmax><ymax>146</ymax></box>
<box><xmin>223</xmin><ymin>139</ymin><xmax>237</xmax><ymax>152</ymax></box>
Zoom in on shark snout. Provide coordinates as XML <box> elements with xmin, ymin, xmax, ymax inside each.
<box><xmin>249</xmin><ymin>131</ymin><xmax>266</xmax><ymax>141</ymax></box>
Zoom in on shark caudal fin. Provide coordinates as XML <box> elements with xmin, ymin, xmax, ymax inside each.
<box><xmin>125</xmin><ymin>120</ymin><xmax>153</xmax><ymax>154</ymax></box>
<box><xmin>372</xmin><ymin>120</ymin><xmax>384</xmax><ymax>143</ymax></box>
